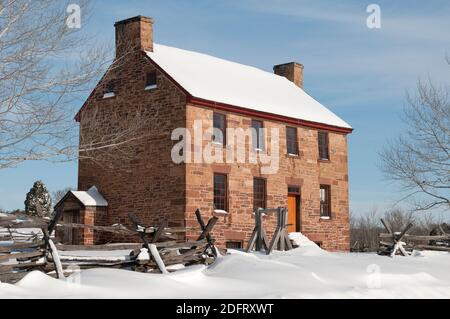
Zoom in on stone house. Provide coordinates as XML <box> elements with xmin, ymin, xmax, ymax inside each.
<box><xmin>55</xmin><ymin>16</ymin><xmax>353</xmax><ymax>251</ymax></box>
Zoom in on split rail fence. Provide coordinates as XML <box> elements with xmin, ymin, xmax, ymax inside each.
<box><xmin>378</xmin><ymin>218</ymin><xmax>450</xmax><ymax>256</ymax></box>
<box><xmin>0</xmin><ymin>209</ymin><xmax>220</xmax><ymax>283</ymax></box>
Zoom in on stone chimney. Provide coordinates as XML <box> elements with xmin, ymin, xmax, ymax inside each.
<box><xmin>273</xmin><ymin>62</ymin><xmax>304</xmax><ymax>88</ymax></box>
<box><xmin>114</xmin><ymin>16</ymin><xmax>153</xmax><ymax>58</ymax></box>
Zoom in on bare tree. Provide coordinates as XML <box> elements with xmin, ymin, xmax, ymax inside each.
<box><xmin>350</xmin><ymin>209</ymin><xmax>383</xmax><ymax>252</ymax></box>
<box><xmin>380</xmin><ymin>62</ymin><xmax>450</xmax><ymax>212</ymax></box>
<box><xmin>76</xmin><ymin>101</ymin><xmax>148</xmax><ymax>171</ymax></box>
<box><xmin>52</xmin><ymin>186</ymin><xmax>73</xmax><ymax>204</ymax></box>
<box><xmin>0</xmin><ymin>0</ymin><xmax>145</xmax><ymax>170</ymax></box>
<box><xmin>382</xmin><ymin>208</ymin><xmax>414</xmax><ymax>232</ymax></box>
<box><xmin>349</xmin><ymin>208</ymin><xmax>445</xmax><ymax>252</ymax></box>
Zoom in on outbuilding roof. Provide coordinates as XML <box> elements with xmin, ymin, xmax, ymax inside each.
<box><xmin>54</xmin><ymin>186</ymin><xmax>108</xmax><ymax>209</ymax></box>
<box><xmin>70</xmin><ymin>186</ymin><xmax>108</xmax><ymax>207</ymax></box>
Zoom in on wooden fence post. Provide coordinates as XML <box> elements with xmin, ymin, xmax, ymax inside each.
<box><xmin>42</xmin><ymin>228</ymin><xmax>65</xmax><ymax>279</ymax></box>
<box><xmin>195</xmin><ymin>209</ymin><xmax>218</xmax><ymax>257</ymax></box>
<box><xmin>378</xmin><ymin>219</ymin><xmax>413</xmax><ymax>257</ymax></box>
<box><xmin>267</xmin><ymin>207</ymin><xmax>293</xmax><ymax>255</ymax></box>
<box><xmin>246</xmin><ymin>208</ymin><xmax>269</xmax><ymax>253</ymax></box>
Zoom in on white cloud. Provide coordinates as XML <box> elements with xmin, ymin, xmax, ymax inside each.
<box><xmin>247</xmin><ymin>1</ymin><xmax>450</xmax><ymax>110</ymax></box>
<box><xmin>245</xmin><ymin>0</ymin><xmax>450</xmax><ymax>44</ymax></box>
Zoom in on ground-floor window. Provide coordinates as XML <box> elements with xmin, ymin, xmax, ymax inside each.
<box><xmin>253</xmin><ymin>177</ymin><xmax>267</xmax><ymax>211</ymax></box>
<box><xmin>214</xmin><ymin>173</ymin><xmax>228</xmax><ymax>211</ymax></box>
<box><xmin>320</xmin><ymin>185</ymin><xmax>331</xmax><ymax>218</ymax></box>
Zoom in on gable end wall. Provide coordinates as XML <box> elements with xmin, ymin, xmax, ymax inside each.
<box><xmin>77</xmin><ymin>52</ymin><xmax>187</xmax><ymax>243</ymax></box>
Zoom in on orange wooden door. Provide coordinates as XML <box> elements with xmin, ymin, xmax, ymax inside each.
<box><xmin>288</xmin><ymin>195</ymin><xmax>297</xmax><ymax>233</ymax></box>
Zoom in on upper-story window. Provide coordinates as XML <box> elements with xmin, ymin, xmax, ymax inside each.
<box><xmin>251</xmin><ymin>120</ymin><xmax>265</xmax><ymax>151</ymax></box>
<box><xmin>320</xmin><ymin>185</ymin><xmax>331</xmax><ymax>218</ymax></box>
<box><xmin>103</xmin><ymin>80</ymin><xmax>116</xmax><ymax>99</ymax></box>
<box><xmin>213</xmin><ymin>112</ymin><xmax>226</xmax><ymax>146</ymax></box>
<box><xmin>253</xmin><ymin>177</ymin><xmax>267</xmax><ymax>211</ymax></box>
<box><xmin>286</xmin><ymin>126</ymin><xmax>299</xmax><ymax>155</ymax></box>
<box><xmin>145</xmin><ymin>71</ymin><xmax>157</xmax><ymax>90</ymax></box>
<box><xmin>318</xmin><ymin>131</ymin><xmax>330</xmax><ymax>160</ymax></box>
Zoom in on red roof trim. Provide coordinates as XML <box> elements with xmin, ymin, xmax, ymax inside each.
<box><xmin>188</xmin><ymin>97</ymin><xmax>353</xmax><ymax>134</ymax></box>
<box><xmin>75</xmin><ymin>51</ymin><xmax>353</xmax><ymax>135</ymax></box>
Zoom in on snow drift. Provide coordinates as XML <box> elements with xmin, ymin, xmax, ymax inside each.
<box><xmin>1</xmin><ymin>232</ymin><xmax>450</xmax><ymax>299</ymax></box>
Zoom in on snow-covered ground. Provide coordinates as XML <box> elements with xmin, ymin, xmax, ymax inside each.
<box><xmin>1</xmin><ymin>233</ymin><xmax>450</xmax><ymax>299</ymax></box>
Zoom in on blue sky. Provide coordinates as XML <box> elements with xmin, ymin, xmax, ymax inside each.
<box><xmin>0</xmin><ymin>0</ymin><xmax>449</xmax><ymax>215</ymax></box>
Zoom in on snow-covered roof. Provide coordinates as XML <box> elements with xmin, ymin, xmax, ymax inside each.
<box><xmin>146</xmin><ymin>44</ymin><xmax>352</xmax><ymax>130</ymax></box>
<box><xmin>70</xmin><ymin>186</ymin><xmax>108</xmax><ymax>207</ymax></box>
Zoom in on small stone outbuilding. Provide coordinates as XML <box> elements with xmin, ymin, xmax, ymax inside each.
<box><xmin>54</xmin><ymin>186</ymin><xmax>108</xmax><ymax>244</ymax></box>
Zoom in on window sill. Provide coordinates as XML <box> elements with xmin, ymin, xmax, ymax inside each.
<box><xmin>318</xmin><ymin>159</ymin><xmax>331</xmax><ymax>163</ymax></box>
<box><xmin>252</xmin><ymin>211</ymin><xmax>268</xmax><ymax>217</ymax></box>
<box><xmin>320</xmin><ymin>216</ymin><xmax>331</xmax><ymax>221</ymax></box>
<box><xmin>212</xmin><ymin>141</ymin><xmax>225</xmax><ymax>147</ymax></box>
<box><xmin>103</xmin><ymin>92</ymin><xmax>116</xmax><ymax>99</ymax></box>
<box><xmin>286</xmin><ymin>153</ymin><xmax>300</xmax><ymax>158</ymax></box>
<box><xmin>145</xmin><ymin>84</ymin><xmax>157</xmax><ymax>91</ymax></box>
<box><xmin>213</xmin><ymin>209</ymin><xmax>229</xmax><ymax>216</ymax></box>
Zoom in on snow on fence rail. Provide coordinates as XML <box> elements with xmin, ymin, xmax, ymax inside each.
<box><xmin>0</xmin><ymin>210</ymin><xmax>220</xmax><ymax>284</ymax></box>
<box><xmin>378</xmin><ymin>218</ymin><xmax>450</xmax><ymax>257</ymax></box>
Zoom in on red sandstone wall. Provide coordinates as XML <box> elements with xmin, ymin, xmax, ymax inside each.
<box><xmin>77</xmin><ymin>52</ymin><xmax>187</xmax><ymax>243</ymax></box>
<box><xmin>77</xmin><ymin>53</ymin><xmax>350</xmax><ymax>251</ymax></box>
<box><xmin>184</xmin><ymin>104</ymin><xmax>350</xmax><ymax>251</ymax></box>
